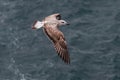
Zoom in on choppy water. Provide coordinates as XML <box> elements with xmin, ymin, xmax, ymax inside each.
<box><xmin>0</xmin><ymin>0</ymin><xmax>120</xmax><ymax>80</ymax></box>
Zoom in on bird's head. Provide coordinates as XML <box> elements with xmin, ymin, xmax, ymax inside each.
<box><xmin>58</xmin><ymin>20</ymin><xmax>70</xmax><ymax>26</ymax></box>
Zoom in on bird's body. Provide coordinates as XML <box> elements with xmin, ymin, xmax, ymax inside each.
<box><xmin>32</xmin><ymin>13</ymin><xmax>70</xmax><ymax>64</ymax></box>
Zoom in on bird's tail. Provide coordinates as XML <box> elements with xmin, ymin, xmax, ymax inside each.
<box><xmin>32</xmin><ymin>20</ymin><xmax>44</xmax><ymax>29</ymax></box>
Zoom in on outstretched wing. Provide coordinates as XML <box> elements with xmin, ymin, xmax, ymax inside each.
<box><xmin>43</xmin><ymin>27</ymin><xmax>70</xmax><ymax>64</ymax></box>
<box><xmin>54</xmin><ymin>36</ymin><xmax>70</xmax><ymax>64</ymax></box>
<box><xmin>45</xmin><ymin>13</ymin><xmax>61</xmax><ymax>21</ymax></box>
<box><xmin>55</xmin><ymin>13</ymin><xmax>61</xmax><ymax>20</ymax></box>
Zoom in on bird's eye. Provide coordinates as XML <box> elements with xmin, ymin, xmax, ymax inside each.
<box><xmin>62</xmin><ymin>22</ymin><xmax>64</xmax><ymax>23</ymax></box>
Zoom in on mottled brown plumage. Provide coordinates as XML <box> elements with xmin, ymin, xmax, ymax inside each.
<box><xmin>32</xmin><ymin>13</ymin><xmax>70</xmax><ymax>64</ymax></box>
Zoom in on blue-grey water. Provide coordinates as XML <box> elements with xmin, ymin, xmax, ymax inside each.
<box><xmin>0</xmin><ymin>0</ymin><xmax>120</xmax><ymax>80</ymax></box>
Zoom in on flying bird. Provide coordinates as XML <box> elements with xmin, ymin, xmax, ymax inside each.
<box><xmin>32</xmin><ymin>13</ymin><xmax>70</xmax><ymax>64</ymax></box>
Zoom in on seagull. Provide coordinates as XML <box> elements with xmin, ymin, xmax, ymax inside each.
<box><xmin>32</xmin><ymin>13</ymin><xmax>70</xmax><ymax>64</ymax></box>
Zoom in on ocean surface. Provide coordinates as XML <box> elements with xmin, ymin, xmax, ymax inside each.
<box><xmin>0</xmin><ymin>0</ymin><xmax>120</xmax><ymax>80</ymax></box>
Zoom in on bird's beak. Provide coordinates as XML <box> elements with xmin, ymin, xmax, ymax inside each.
<box><xmin>67</xmin><ymin>23</ymin><xmax>70</xmax><ymax>25</ymax></box>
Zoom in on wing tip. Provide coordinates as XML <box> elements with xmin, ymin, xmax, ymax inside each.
<box><xmin>65</xmin><ymin>61</ymin><xmax>70</xmax><ymax>64</ymax></box>
<box><xmin>65</xmin><ymin>58</ymin><xmax>70</xmax><ymax>64</ymax></box>
<box><xmin>57</xmin><ymin>52</ymin><xmax>70</xmax><ymax>64</ymax></box>
<box><xmin>61</xmin><ymin>54</ymin><xmax>70</xmax><ymax>64</ymax></box>
<box><xmin>53</xmin><ymin>13</ymin><xmax>61</xmax><ymax>20</ymax></box>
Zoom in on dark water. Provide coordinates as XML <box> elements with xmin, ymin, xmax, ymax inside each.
<box><xmin>0</xmin><ymin>0</ymin><xmax>120</xmax><ymax>80</ymax></box>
